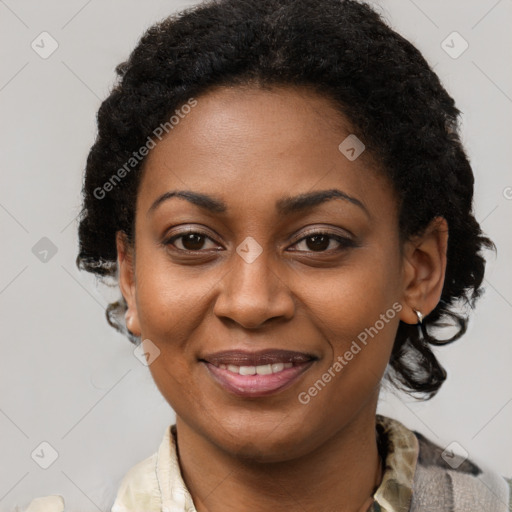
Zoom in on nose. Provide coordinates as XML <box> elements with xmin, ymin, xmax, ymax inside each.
<box><xmin>212</xmin><ymin>244</ymin><xmax>296</xmax><ymax>329</ymax></box>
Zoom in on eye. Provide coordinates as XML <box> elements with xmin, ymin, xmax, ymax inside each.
<box><xmin>289</xmin><ymin>231</ymin><xmax>355</xmax><ymax>253</ymax></box>
<box><xmin>163</xmin><ymin>228</ymin><xmax>355</xmax><ymax>254</ymax></box>
<box><xmin>164</xmin><ymin>230</ymin><xmax>221</xmax><ymax>252</ymax></box>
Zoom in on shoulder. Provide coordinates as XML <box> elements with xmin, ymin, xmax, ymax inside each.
<box><xmin>110</xmin><ymin>423</ymin><xmax>187</xmax><ymax>512</ymax></box>
<box><xmin>109</xmin><ymin>423</ymin><xmax>175</xmax><ymax>512</ymax></box>
<box><xmin>22</xmin><ymin>433</ymin><xmax>167</xmax><ymax>512</ymax></box>
<box><xmin>410</xmin><ymin>430</ymin><xmax>512</xmax><ymax>512</ymax></box>
<box><xmin>110</xmin><ymin>450</ymin><xmax>162</xmax><ymax>512</ymax></box>
<box><xmin>22</xmin><ymin>454</ymin><xmax>162</xmax><ymax>512</ymax></box>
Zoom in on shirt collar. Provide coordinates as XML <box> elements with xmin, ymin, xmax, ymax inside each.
<box><xmin>155</xmin><ymin>415</ymin><xmax>419</xmax><ymax>512</ymax></box>
<box><xmin>371</xmin><ymin>414</ymin><xmax>419</xmax><ymax>511</ymax></box>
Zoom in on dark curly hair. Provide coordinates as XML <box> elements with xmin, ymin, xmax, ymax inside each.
<box><xmin>76</xmin><ymin>0</ymin><xmax>495</xmax><ymax>400</ymax></box>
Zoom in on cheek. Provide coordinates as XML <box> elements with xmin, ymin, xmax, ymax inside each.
<box><xmin>296</xmin><ymin>272</ymin><xmax>400</xmax><ymax>421</ymax></box>
<box><xmin>134</xmin><ymin>265</ymin><xmax>202</xmax><ymax>408</ymax></box>
<box><xmin>304</xmin><ymin>244</ymin><xmax>401</xmax><ymax>331</ymax></box>
<box><xmin>298</xmin><ymin>244</ymin><xmax>401</xmax><ymax>386</ymax></box>
<box><xmin>131</xmin><ymin>251</ymin><xmax>206</xmax><ymax>384</ymax></box>
<box><xmin>134</xmin><ymin>244</ymin><xmax>213</xmax><ymax>333</ymax></box>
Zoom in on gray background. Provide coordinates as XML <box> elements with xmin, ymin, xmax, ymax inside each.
<box><xmin>1</xmin><ymin>0</ymin><xmax>511</xmax><ymax>511</ymax></box>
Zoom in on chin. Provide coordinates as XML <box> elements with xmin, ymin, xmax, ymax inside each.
<box><xmin>207</xmin><ymin>417</ymin><xmax>315</xmax><ymax>463</ymax></box>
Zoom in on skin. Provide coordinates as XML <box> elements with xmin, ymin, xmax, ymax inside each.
<box><xmin>117</xmin><ymin>85</ymin><xmax>448</xmax><ymax>512</ymax></box>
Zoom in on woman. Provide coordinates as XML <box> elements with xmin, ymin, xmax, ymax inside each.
<box><xmin>25</xmin><ymin>0</ymin><xmax>511</xmax><ymax>510</ymax></box>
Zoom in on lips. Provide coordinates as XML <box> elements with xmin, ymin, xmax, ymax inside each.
<box><xmin>200</xmin><ymin>349</ymin><xmax>317</xmax><ymax>398</ymax></box>
<box><xmin>201</xmin><ymin>349</ymin><xmax>315</xmax><ymax>367</ymax></box>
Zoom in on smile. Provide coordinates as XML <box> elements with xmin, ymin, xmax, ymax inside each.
<box><xmin>217</xmin><ymin>362</ymin><xmax>293</xmax><ymax>375</ymax></box>
<box><xmin>200</xmin><ymin>349</ymin><xmax>316</xmax><ymax>398</ymax></box>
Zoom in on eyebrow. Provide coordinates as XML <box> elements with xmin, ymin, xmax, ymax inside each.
<box><xmin>147</xmin><ymin>188</ymin><xmax>369</xmax><ymax>218</ymax></box>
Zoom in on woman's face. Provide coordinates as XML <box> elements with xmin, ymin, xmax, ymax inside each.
<box><xmin>119</xmin><ymin>85</ymin><xmax>414</xmax><ymax>461</ymax></box>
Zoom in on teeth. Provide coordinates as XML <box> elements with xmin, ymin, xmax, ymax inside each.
<box><xmin>256</xmin><ymin>364</ymin><xmax>273</xmax><ymax>375</ymax></box>
<box><xmin>239</xmin><ymin>366</ymin><xmax>256</xmax><ymax>375</ymax></box>
<box><xmin>217</xmin><ymin>362</ymin><xmax>293</xmax><ymax>375</ymax></box>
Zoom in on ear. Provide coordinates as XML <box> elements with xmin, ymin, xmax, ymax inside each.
<box><xmin>399</xmin><ymin>216</ymin><xmax>449</xmax><ymax>325</ymax></box>
<box><xmin>116</xmin><ymin>230</ymin><xmax>141</xmax><ymax>337</ymax></box>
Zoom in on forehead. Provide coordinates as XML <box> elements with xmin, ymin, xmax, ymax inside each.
<box><xmin>137</xmin><ymin>85</ymin><xmax>396</xmax><ymax>222</ymax></box>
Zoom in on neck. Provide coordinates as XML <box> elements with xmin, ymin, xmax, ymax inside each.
<box><xmin>175</xmin><ymin>402</ymin><xmax>383</xmax><ymax>512</ymax></box>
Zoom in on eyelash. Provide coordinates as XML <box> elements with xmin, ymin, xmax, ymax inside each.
<box><xmin>163</xmin><ymin>229</ymin><xmax>355</xmax><ymax>254</ymax></box>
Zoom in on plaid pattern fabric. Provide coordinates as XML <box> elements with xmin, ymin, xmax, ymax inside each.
<box><xmin>369</xmin><ymin>415</ymin><xmax>512</xmax><ymax>512</ymax></box>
